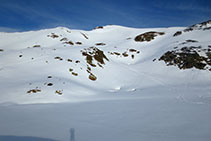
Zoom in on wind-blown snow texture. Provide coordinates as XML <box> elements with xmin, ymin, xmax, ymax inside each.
<box><xmin>0</xmin><ymin>21</ymin><xmax>211</xmax><ymax>141</ymax></box>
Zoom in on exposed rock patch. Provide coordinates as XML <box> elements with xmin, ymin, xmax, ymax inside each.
<box><xmin>67</xmin><ymin>59</ymin><xmax>73</xmax><ymax>62</ymax></box>
<box><xmin>122</xmin><ymin>52</ymin><xmax>129</xmax><ymax>57</ymax></box>
<box><xmin>47</xmin><ymin>33</ymin><xmax>59</xmax><ymax>38</ymax></box>
<box><xmin>72</xmin><ymin>72</ymin><xmax>78</xmax><ymax>76</ymax></box>
<box><xmin>179</xmin><ymin>40</ymin><xmax>198</xmax><ymax>45</ymax></box>
<box><xmin>159</xmin><ymin>46</ymin><xmax>211</xmax><ymax>71</ymax></box>
<box><xmin>27</xmin><ymin>89</ymin><xmax>41</xmax><ymax>94</ymax></box>
<box><xmin>81</xmin><ymin>47</ymin><xmax>109</xmax><ymax>81</ymax></box>
<box><xmin>81</xmin><ymin>47</ymin><xmax>109</xmax><ymax>66</ymax></box>
<box><xmin>76</xmin><ymin>42</ymin><xmax>82</xmax><ymax>45</ymax></box>
<box><xmin>94</xmin><ymin>26</ymin><xmax>104</xmax><ymax>29</ymax></box>
<box><xmin>47</xmin><ymin>83</ymin><xmax>53</xmax><ymax>86</ymax></box>
<box><xmin>60</xmin><ymin>38</ymin><xmax>68</xmax><ymax>42</ymax></box>
<box><xmin>54</xmin><ymin>56</ymin><xmax>63</xmax><ymax>60</ymax></box>
<box><xmin>96</xmin><ymin>43</ymin><xmax>106</xmax><ymax>46</ymax></box>
<box><xmin>33</xmin><ymin>45</ymin><xmax>41</xmax><ymax>48</ymax></box>
<box><xmin>89</xmin><ymin>73</ymin><xmax>97</xmax><ymax>81</ymax></box>
<box><xmin>129</xmin><ymin>49</ymin><xmax>140</xmax><ymax>53</ymax></box>
<box><xmin>173</xmin><ymin>31</ymin><xmax>182</xmax><ymax>37</ymax></box>
<box><xmin>69</xmin><ymin>68</ymin><xmax>73</xmax><ymax>72</ymax></box>
<box><xmin>66</xmin><ymin>30</ymin><xmax>71</xmax><ymax>33</ymax></box>
<box><xmin>63</xmin><ymin>41</ymin><xmax>74</xmax><ymax>45</ymax></box>
<box><xmin>75</xmin><ymin>60</ymin><xmax>80</xmax><ymax>63</ymax></box>
<box><xmin>80</xmin><ymin>32</ymin><xmax>89</xmax><ymax>39</ymax></box>
<box><xmin>55</xmin><ymin>90</ymin><xmax>63</xmax><ymax>95</ymax></box>
<box><xmin>135</xmin><ymin>31</ymin><xmax>165</xmax><ymax>42</ymax></box>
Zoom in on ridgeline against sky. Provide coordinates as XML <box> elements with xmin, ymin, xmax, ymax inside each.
<box><xmin>0</xmin><ymin>0</ymin><xmax>211</xmax><ymax>32</ymax></box>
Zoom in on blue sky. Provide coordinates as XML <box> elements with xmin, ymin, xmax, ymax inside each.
<box><xmin>0</xmin><ymin>0</ymin><xmax>211</xmax><ymax>31</ymax></box>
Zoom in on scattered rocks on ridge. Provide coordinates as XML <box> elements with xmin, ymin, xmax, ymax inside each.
<box><xmin>109</xmin><ymin>48</ymin><xmax>140</xmax><ymax>59</ymax></box>
<box><xmin>173</xmin><ymin>20</ymin><xmax>211</xmax><ymax>37</ymax></box>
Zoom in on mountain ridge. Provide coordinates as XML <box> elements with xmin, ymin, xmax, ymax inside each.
<box><xmin>0</xmin><ymin>20</ymin><xmax>210</xmax><ymax>104</ymax></box>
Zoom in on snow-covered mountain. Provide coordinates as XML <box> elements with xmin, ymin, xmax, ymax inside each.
<box><xmin>0</xmin><ymin>20</ymin><xmax>211</xmax><ymax>141</ymax></box>
<box><xmin>0</xmin><ymin>20</ymin><xmax>210</xmax><ymax>104</ymax></box>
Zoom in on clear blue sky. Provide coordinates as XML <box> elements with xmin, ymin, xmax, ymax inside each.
<box><xmin>0</xmin><ymin>0</ymin><xmax>210</xmax><ymax>32</ymax></box>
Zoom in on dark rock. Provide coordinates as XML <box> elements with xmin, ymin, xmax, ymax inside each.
<box><xmin>47</xmin><ymin>33</ymin><xmax>59</xmax><ymax>38</ymax></box>
<box><xmin>67</xmin><ymin>59</ymin><xmax>72</xmax><ymax>62</ymax></box>
<box><xmin>75</xmin><ymin>60</ymin><xmax>80</xmax><ymax>63</ymax></box>
<box><xmin>95</xmin><ymin>43</ymin><xmax>106</xmax><ymax>46</ymax></box>
<box><xmin>47</xmin><ymin>83</ymin><xmax>53</xmax><ymax>86</ymax></box>
<box><xmin>89</xmin><ymin>74</ymin><xmax>97</xmax><ymax>81</ymax></box>
<box><xmin>135</xmin><ymin>31</ymin><xmax>165</xmax><ymax>42</ymax></box>
<box><xmin>54</xmin><ymin>56</ymin><xmax>63</xmax><ymax>60</ymax></box>
<box><xmin>27</xmin><ymin>89</ymin><xmax>41</xmax><ymax>93</ymax></box>
<box><xmin>64</xmin><ymin>41</ymin><xmax>74</xmax><ymax>45</ymax></box>
<box><xmin>82</xmin><ymin>47</ymin><xmax>109</xmax><ymax>67</ymax></box>
<box><xmin>80</xmin><ymin>32</ymin><xmax>88</xmax><ymax>39</ymax></box>
<box><xmin>122</xmin><ymin>52</ymin><xmax>129</xmax><ymax>57</ymax></box>
<box><xmin>72</xmin><ymin>72</ymin><xmax>78</xmax><ymax>76</ymax></box>
<box><xmin>173</xmin><ymin>31</ymin><xmax>182</xmax><ymax>37</ymax></box>
<box><xmin>33</xmin><ymin>45</ymin><xmax>41</xmax><ymax>48</ymax></box>
<box><xmin>94</xmin><ymin>26</ymin><xmax>103</xmax><ymax>29</ymax></box>
<box><xmin>55</xmin><ymin>90</ymin><xmax>63</xmax><ymax>95</ymax></box>
<box><xmin>159</xmin><ymin>46</ymin><xmax>211</xmax><ymax>70</ymax></box>
<box><xmin>60</xmin><ymin>38</ymin><xmax>68</xmax><ymax>41</ymax></box>
<box><xmin>76</xmin><ymin>42</ymin><xmax>82</xmax><ymax>45</ymax></box>
<box><xmin>129</xmin><ymin>49</ymin><xmax>137</xmax><ymax>52</ymax></box>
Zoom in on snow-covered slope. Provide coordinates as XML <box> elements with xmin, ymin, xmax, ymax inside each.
<box><xmin>0</xmin><ymin>20</ymin><xmax>211</xmax><ymax>141</ymax></box>
<box><xmin>0</xmin><ymin>21</ymin><xmax>211</xmax><ymax>104</ymax></box>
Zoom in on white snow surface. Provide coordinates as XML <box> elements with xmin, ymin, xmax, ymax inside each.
<box><xmin>0</xmin><ymin>25</ymin><xmax>211</xmax><ymax>141</ymax></box>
